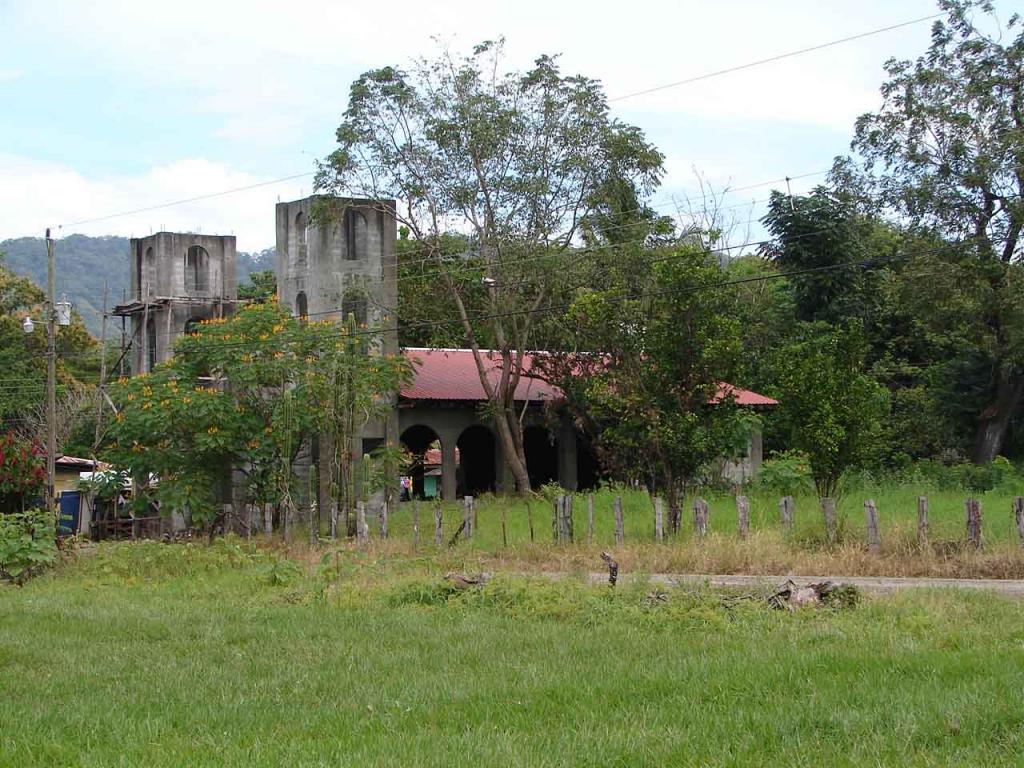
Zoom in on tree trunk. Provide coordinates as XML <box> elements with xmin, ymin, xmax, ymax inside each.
<box><xmin>971</xmin><ymin>373</ymin><xmax>1024</xmax><ymax>464</ymax></box>
<box><xmin>493</xmin><ymin>404</ymin><xmax>531</xmax><ymax>494</ymax></box>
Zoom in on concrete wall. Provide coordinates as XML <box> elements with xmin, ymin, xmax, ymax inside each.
<box><xmin>128</xmin><ymin>232</ymin><xmax>237</xmax><ymax>373</ymax></box>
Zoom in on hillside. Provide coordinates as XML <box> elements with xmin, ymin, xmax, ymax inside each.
<box><xmin>0</xmin><ymin>235</ymin><xmax>274</xmax><ymax>336</ymax></box>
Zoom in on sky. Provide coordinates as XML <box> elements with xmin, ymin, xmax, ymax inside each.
<box><xmin>0</xmin><ymin>0</ymin><xmax>946</xmax><ymax>252</ymax></box>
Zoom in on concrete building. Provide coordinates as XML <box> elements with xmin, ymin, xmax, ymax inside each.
<box><xmin>113</xmin><ymin>232</ymin><xmax>237</xmax><ymax>373</ymax></box>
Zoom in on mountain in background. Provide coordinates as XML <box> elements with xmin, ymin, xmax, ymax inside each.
<box><xmin>0</xmin><ymin>234</ymin><xmax>274</xmax><ymax>336</ymax></box>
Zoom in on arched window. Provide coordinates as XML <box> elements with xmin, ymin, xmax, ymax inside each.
<box><xmin>295</xmin><ymin>291</ymin><xmax>308</xmax><ymax>320</ymax></box>
<box><xmin>345</xmin><ymin>209</ymin><xmax>367</xmax><ymax>261</ymax></box>
<box><xmin>184</xmin><ymin>246</ymin><xmax>210</xmax><ymax>292</ymax></box>
<box><xmin>341</xmin><ymin>290</ymin><xmax>367</xmax><ymax>326</ymax></box>
<box><xmin>295</xmin><ymin>211</ymin><xmax>308</xmax><ymax>267</ymax></box>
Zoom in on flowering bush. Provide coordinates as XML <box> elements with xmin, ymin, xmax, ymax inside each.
<box><xmin>0</xmin><ymin>433</ymin><xmax>45</xmax><ymax>513</ymax></box>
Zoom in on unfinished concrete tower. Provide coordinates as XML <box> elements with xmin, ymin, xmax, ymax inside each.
<box><xmin>275</xmin><ymin>196</ymin><xmax>400</xmax><ymax>512</ymax></box>
<box><xmin>114</xmin><ymin>233</ymin><xmax>237</xmax><ymax>374</ymax></box>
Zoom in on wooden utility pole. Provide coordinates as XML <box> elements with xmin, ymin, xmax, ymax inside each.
<box><xmin>45</xmin><ymin>230</ymin><xmax>57</xmax><ymax>526</ymax></box>
<box><xmin>93</xmin><ymin>282</ymin><xmax>109</xmax><ymax>450</ymax></box>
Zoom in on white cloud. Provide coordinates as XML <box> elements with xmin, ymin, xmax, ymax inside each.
<box><xmin>0</xmin><ymin>156</ymin><xmax>307</xmax><ymax>250</ymax></box>
<box><xmin>0</xmin><ymin>68</ymin><xmax>23</xmax><ymax>82</ymax></box>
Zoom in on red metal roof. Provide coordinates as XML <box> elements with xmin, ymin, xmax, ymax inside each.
<box><xmin>400</xmin><ymin>348</ymin><xmax>777</xmax><ymax>406</ymax></box>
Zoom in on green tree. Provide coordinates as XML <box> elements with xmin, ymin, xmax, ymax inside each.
<box><xmin>769</xmin><ymin>323</ymin><xmax>888</xmax><ymax>498</ymax></box>
<box><xmin>545</xmin><ymin>245</ymin><xmax>749</xmax><ymax>530</ymax></box>
<box><xmin>105</xmin><ymin>301</ymin><xmax>409</xmax><ymax>531</ymax></box>
<box><xmin>834</xmin><ymin>0</ymin><xmax>1024</xmax><ymax>462</ymax></box>
<box><xmin>316</xmin><ymin>39</ymin><xmax>664</xmax><ymax>493</ymax></box>
<box><xmin>237</xmin><ymin>269</ymin><xmax>277</xmax><ymax>304</ymax></box>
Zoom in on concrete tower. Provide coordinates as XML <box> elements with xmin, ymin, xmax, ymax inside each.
<box><xmin>114</xmin><ymin>233</ymin><xmax>237</xmax><ymax>374</ymax></box>
<box><xmin>275</xmin><ymin>196</ymin><xmax>400</xmax><ymax>508</ymax></box>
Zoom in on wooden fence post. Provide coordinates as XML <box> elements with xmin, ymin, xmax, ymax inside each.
<box><xmin>917</xmin><ymin>496</ymin><xmax>928</xmax><ymax>547</ymax></box>
<box><xmin>356</xmin><ymin>501</ymin><xmax>368</xmax><ymax>546</ymax></box>
<box><xmin>329</xmin><ymin>502</ymin><xmax>338</xmax><ymax>540</ymax></box>
<box><xmin>380</xmin><ymin>498</ymin><xmax>389</xmax><ymax>540</ymax></box>
<box><xmin>500</xmin><ymin>503</ymin><xmax>507</xmax><ymax>548</ymax></box>
<box><xmin>693</xmin><ymin>498</ymin><xmax>709</xmax><ymax>537</ymax></box>
<box><xmin>821</xmin><ymin>498</ymin><xmax>837</xmax><ymax>544</ymax></box>
<box><xmin>587</xmin><ymin>494</ymin><xmax>595</xmax><ymax>545</ymax></box>
<box><xmin>463</xmin><ymin>495</ymin><xmax>474</xmax><ymax>541</ymax></box>
<box><xmin>736</xmin><ymin>496</ymin><xmax>749</xmax><ymax>539</ymax></box>
<box><xmin>308</xmin><ymin>468</ymin><xmax>318</xmax><ymax>546</ymax></box>
<box><xmin>552</xmin><ymin>496</ymin><xmax>561</xmax><ymax>543</ymax></box>
<box><xmin>779</xmin><ymin>496</ymin><xmax>794</xmax><ymax>533</ymax></box>
<box><xmin>563</xmin><ymin>495</ymin><xmax>574</xmax><ymax>543</ymax></box>
<box><xmin>263</xmin><ymin>503</ymin><xmax>273</xmax><ymax>540</ymax></box>
<box><xmin>433</xmin><ymin>501</ymin><xmax>443</xmax><ymax>547</ymax></box>
<box><xmin>613</xmin><ymin>496</ymin><xmax>624</xmax><ymax>545</ymax></box>
<box><xmin>246</xmin><ymin>504</ymin><xmax>253</xmax><ymax>541</ymax></box>
<box><xmin>864</xmin><ymin>499</ymin><xmax>880</xmax><ymax>553</ymax></box>
<box><xmin>526</xmin><ymin>501</ymin><xmax>535</xmax><ymax>543</ymax></box>
<box><xmin>654</xmin><ymin>497</ymin><xmax>664</xmax><ymax>542</ymax></box>
<box><xmin>412</xmin><ymin>500</ymin><xmax>420</xmax><ymax>550</ymax></box>
<box><xmin>1015</xmin><ymin>497</ymin><xmax>1024</xmax><ymax>547</ymax></box>
<box><xmin>966</xmin><ymin>498</ymin><xmax>983</xmax><ymax>548</ymax></box>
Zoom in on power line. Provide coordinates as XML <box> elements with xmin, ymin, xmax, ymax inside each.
<box><xmin>609</xmin><ymin>13</ymin><xmax>942</xmax><ymax>102</ymax></box>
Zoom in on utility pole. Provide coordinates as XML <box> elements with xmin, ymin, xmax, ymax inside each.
<box><xmin>45</xmin><ymin>229</ymin><xmax>57</xmax><ymax>524</ymax></box>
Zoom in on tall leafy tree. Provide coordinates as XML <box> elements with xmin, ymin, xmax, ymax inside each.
<box><xmin>543</xmin><ymin>245</ymin><xmax>749</xmax><ymax>530</ymax></box>
<box><xmin>315</xmin><ymin>40</ymin><xmax>664</xmax><ymax>493</ymax></box>
<box><xmin>835</xmin><ymin>0</ymin><xmax>1024</xmax><ymax>462</ymax></box>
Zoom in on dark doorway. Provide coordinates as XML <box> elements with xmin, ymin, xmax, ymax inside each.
<box><xmin>524</xmin><ymin>425</ymin><xmax>558</xmax><ymax>489</ymax></box>
<box><xmin>577</xmin><ymin>434</ymin><xmax>601</xmax><ymax>491</ymax></box>
<box><xmin>457</xmin><ymin>425</ymin><xmax>496</xmax><ymax>496</ymax></box>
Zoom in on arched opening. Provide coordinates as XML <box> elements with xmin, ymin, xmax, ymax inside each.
<box><xmin>576</xmin><ymin>433</ymin><xmax>601</xmax><ymax>491</ymax></box>
<box><xmin>341</xmin><ymin>290</ymin><xmax>367</xmax><ymax>326</ymax></box>
<box><xmin>295</xmin><ymin>291</ymin><xmax>308</xmax><ymax>320</ymax></box>
<box><xmin>457</xmin><ymin>425</ymin><xmax>496</xmax><ymax>497</ymax></box>
<box><xmin>524</xmin><ymin>425</ymin><xmax>558</xmax><ymax>489</ymax></box>
<box><xmin>345</xmin><ymin>209</ymin><xmax>367</xmax><ymax>261</ymax></box>
<box><xmin>184</xmin><ymin>245</ymin><xmax>210</xmax><ymax>293</ymax></box>
<box><xmin>400</xmin><ymin>425</ymin><xmax>443</xmax><ymax>500</ymax></box>
<box><xmin>295</xmin><ymin>211</ymin><xmax>308</xmax><ymax>267</ymax></box>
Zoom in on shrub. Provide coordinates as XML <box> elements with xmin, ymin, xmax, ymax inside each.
<box><xmin>0</xmin><ymin>433</ymin><xmax>45</xmax><ymax>513</ymax></box>
<box><xmin>758</xmin><ymin>451</ymin><xmax>814</xmax><ymax>495</ymax></box>
<box><xmin>0</xmin><ymin>508</ymin><xmax>56</xmax><ymax>585</ymax></box>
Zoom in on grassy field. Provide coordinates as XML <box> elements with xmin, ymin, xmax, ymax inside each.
<box><xmin>327</xmin><ymin>485</ymin><xmax>1024</xmax><ymax>578</ymax></box>
<box><xmin>3</xmin><ymin>540</ymin><xmax>1024</xmax><ymax>766</ymax></box>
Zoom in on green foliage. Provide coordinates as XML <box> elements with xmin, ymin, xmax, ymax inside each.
<box><xmin>769</xmin><ymin>323</ymin><xmax>889</xmax><ymax>497</ymax></box>
<box><xmin>0</xmin><ymin>507</ymin><xmax>56</xmax><ymax>584</ymax></box>
<box><xmin>237</xmin><ymin>269</ymin><xmax>277</xmax><ymax>304</ymax></box>
<box><xmin>104</xmin><ymin>301</ymin><xmax>411</xmax><ymax>526</ymax></box>
<box><xmin>757</xmin><ymin>451</ymin><xmax>815</xmax><ymax>496</ymax></box>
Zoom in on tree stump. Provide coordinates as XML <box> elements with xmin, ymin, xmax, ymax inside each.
<box><xmin>864</xmin><ymin>499</ymin><xmax>880</xmax><ymax>553</ymax></box>
<box><xmin>613</xmin><ymin>496</ymin><xmax>624</xmax><ymax>545</ymax></box>
<box><xmin>654</xmin><ymin>497</ymin><xmax>664</xmax><ymax>542</ymax></box>
<box><xmin>736</xmin><ymin>495</ymin><xmax>750</xmax><ymax>539</ymax></box>
<box><xmin>821</xmin><ymin>497</ymin><xmax>837</xmax><ymax>544</ymax></box>
<box><xmin>917</xmin><ymin>496</ymin><xmax>928</xmax><ymax>547</ymax></box>
<box><xmin>693</xmin><ymin>498</ymin><xmax>709</xmax><ymax>537</ymax></box>
<box><xmin>779</xmin><ymin>496</ymin><xmax>794</xmax><ymax>533</ymax></box>
<box><xmin>966</xmin><ymin>499</ymin><xmax>983</xmax><ymax>549</ymax></box>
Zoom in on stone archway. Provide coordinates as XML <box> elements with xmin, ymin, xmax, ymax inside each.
<box><xmin>400</xmin><ymin>424</ymin><xmax>442</xmax><ymax>500</ymax></box>
<box><xmin>524</xmin><ymin>425</ymin><xmax>558</xmax><ymax>489</ymax></box>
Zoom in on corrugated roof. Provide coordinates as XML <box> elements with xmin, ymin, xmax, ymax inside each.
<box><xmin>400</xmin><ymin>348</ymin><xmax>777</xmax><ymax>406</ymax></box>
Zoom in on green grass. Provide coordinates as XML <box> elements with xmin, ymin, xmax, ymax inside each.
<box><xmin>2</xmin><ymin>541</ymin><xmax>1024</xmax><ymax>766</ymax></box>
<box><xmin>386</xmin><ymin>485</ymin><xmax>1024</xmax><ymax>549</ymax></box>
